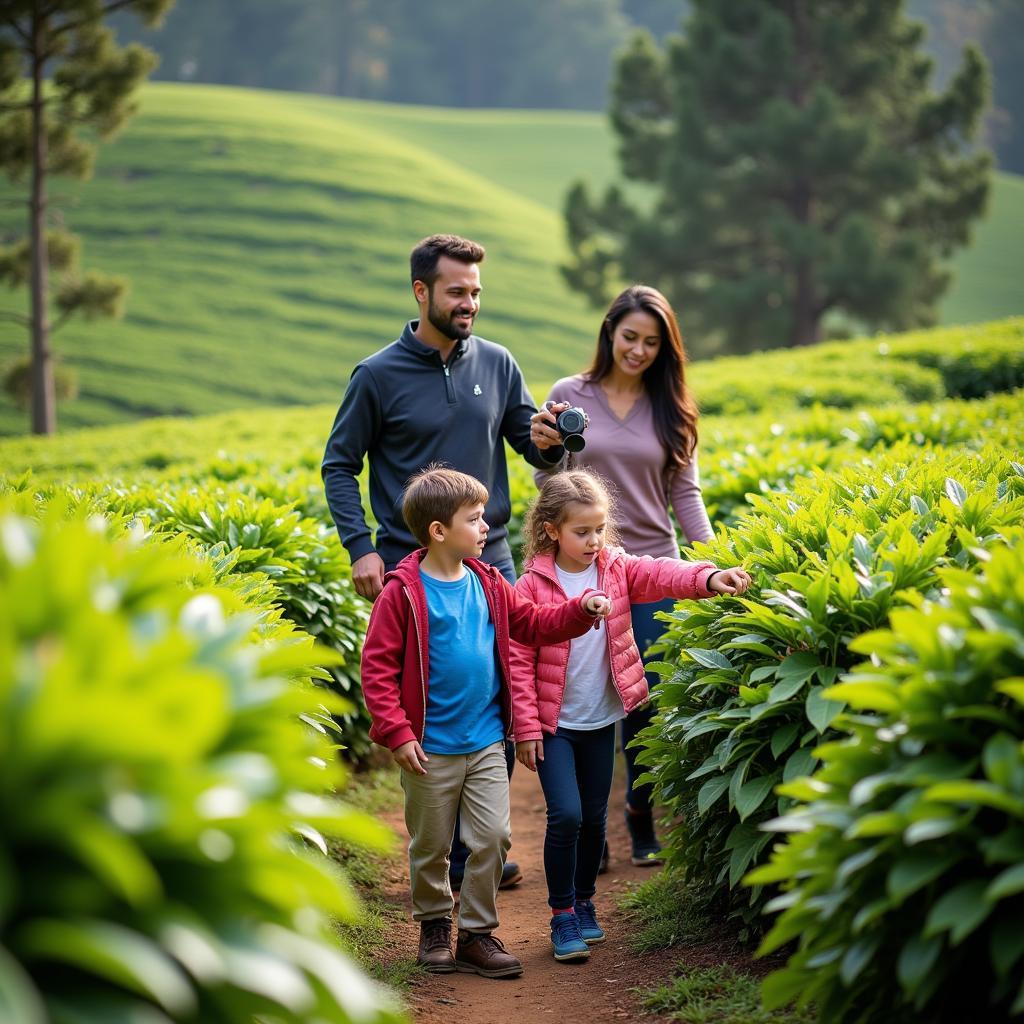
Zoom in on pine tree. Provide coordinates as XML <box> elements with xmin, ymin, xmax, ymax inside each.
<box><xmin>563</xmin><ymin>0</ymin><xmax>992</xmax><ymax>354</ymax></box>
<box><xmin>0</xmin><ymin>0</ymin><xmax>173</xmax><ymax>434</ymax></box>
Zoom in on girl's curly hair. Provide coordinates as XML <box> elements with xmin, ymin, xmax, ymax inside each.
<box><xmin>523</xmin><ymin>469</ymin><xmax>619</xmax><ymax>562</ymax></box>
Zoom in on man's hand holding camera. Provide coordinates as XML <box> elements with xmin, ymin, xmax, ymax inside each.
<box><xmin>530</xmin><ymin>401</ymin><xmax>588</xmax><ymax>452</ymax></box>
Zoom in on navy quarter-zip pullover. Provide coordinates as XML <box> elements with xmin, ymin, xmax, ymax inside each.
<box><xmin>322</xmin><ymin>321</ymin><xmax>563</xmax><ymax>568</ymax></box>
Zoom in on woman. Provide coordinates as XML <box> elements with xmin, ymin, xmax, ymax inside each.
<box><xmin>530</xmin><ymin>284</ymin><xmax>713</xmax><ymax>868</ymax></box>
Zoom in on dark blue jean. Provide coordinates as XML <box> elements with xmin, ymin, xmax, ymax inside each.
<box><xmin>621</xmin><ymin>597</ymin><xmax>675</xmax><ymax>814</ymax></box>
<box><xmin>536</xmin><ymin>723</ymin><xmax>617</xmax><ymax>908</ymax></box>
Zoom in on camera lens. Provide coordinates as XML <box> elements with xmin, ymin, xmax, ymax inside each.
<box><xmin>557</xmin><ymin>409</ymin><xmax>585</xmax><ymax>435</ymax></box>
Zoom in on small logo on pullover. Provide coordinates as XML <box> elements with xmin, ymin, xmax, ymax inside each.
<box><xmin>473</xmin><ymin>384</ymin><xmax>482</xmax><ymax>395</ymax></box>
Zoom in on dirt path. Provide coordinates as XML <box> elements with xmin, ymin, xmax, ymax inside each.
<box><xmin>374</xmin><ymin>757</ymin><xmax>684</xmax><ymax>1024</ymax></box>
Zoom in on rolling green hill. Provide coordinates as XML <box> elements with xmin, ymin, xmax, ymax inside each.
<box><xmin>329</xmin><ymin>96</ymin><xmax>1024</xmax><ymax>329</ymax></box>
<box><xmin>0</xmin><ymin>84</ymin><xmax>602</xmax><ymax>435</ymax></box>
<box><xmin>1</xmin><ymin>83</ymin><xmax>1021</xmax><ymax>436</ymax></box>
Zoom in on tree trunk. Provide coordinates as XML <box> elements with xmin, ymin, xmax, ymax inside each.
<box><xmin>789</xmin><ymin>176</ymin><xmax>821</xmax><ymax>348</ymax></box>
<box><xmin>29</xmin><ymin>9</ymin><xmax>56</xmax><ymax>435</ymax></box>
<box><xmin>792</xmin><ymin>260</ymin><xmax>821</xmax><ymax>347</ymax></box>
<box><xmin>786</xmin><ymin>4</ymin><xmax>821</xmax><ymax>348</ymax></box>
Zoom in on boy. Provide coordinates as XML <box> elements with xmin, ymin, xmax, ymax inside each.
<box><xmin>360</xmin><ymin>466</ymin><xmax>610</xmax><ymax>978</ymax></box>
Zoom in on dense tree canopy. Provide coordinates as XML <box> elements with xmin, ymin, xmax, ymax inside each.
<box><xmin>562</xmin><ymin>0</ymin><xmax>992</xmax><ymax>355</ymax></box>
<box><xmin>108</xmin><ymin>0</ymin><xmax>1020</xmax><ymax>171</ymax></box>
<box><xmin>112</xmin><ymin>0</ymin><xmax>633</xmax><ymax>110</ymax></box>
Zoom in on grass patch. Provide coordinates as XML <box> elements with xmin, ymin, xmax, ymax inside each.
<box><xmin>618</xmin><ymin>868</ymin><xmax>720</xmax><ymax>954</ymax></box>
<box><xmin>619</xmin><ymin>870</ymin><xmax>814</xmax><ymax>1021</ymax></box>
<box><xmin>639</xmin><ymin>965</ymin><xmax>814</xmax><ymax>1024</ymax></box>
<box><xmin>333</xmin><ymin>764</ymin><xmax>422</xmax><ymax>989</ymax></box>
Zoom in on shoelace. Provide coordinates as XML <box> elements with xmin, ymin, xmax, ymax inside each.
<box><xmin>474</xmin><ymin>934</ymin><xmax>508</xmax><ymax>955</ymax></box>
<box><xmin>551</xmin><ymin>914</ymin><xmax>584</xmax><ymax>945</ymax></box>
<box><xmin>423</xmin><ymin>923</ymin><xmax>451</xmax><ymax>952</ymax></box>
<box><xmin>575</xmin><ymin>901</ymin><xmax>598</xmax><ymax>931</ymax></box>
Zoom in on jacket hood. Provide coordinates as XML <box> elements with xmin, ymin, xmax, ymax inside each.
<box><xmin>385</xmin><ymin>550</ymin><xmax>499</xmax><ymax>588</ymax></box>
<box><xmin>385</xmin><ymin>548</ymin><xmax>429</xmax><ymax>586</ymax></box>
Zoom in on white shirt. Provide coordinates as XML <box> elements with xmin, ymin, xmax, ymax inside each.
<box><xmin>554</xmin><ymin>561</ymin><xmax>626</xmax><ymax>730</ymax></box>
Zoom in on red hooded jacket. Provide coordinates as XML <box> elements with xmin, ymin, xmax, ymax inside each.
<box><xmin>360</xmin><ymin>550</ymin><xmax>601</xmax><ymax>751</ymax></box>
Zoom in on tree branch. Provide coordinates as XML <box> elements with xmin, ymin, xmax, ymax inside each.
<box><xmin>49</xmin><ymin>0</ymin><xmax>149</xmax><ymax>39</ymax></box>
<box><xmin>0</xmin><ymin>98</ymin><xmax>51</xmax><ymax>112</ymax></box>
<box><xmin>50</xmin><ymin>310</ymin><xmax>72</xmax><ymax>334</ymax></box>
<box><xmin>0</xmin><ymin>15</ymin><xmax>32</xmax><ymax>46</ymax></box>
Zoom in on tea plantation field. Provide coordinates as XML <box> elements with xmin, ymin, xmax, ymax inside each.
<box><xmin>2</xmin><ymin>316</ymin><xmax>1022</xmax><ymax>1023</ymax></box>
<box><xmin>2</xmin><ymin>83</ymin><xmax>1023</xmax><ymax>437</ymax></box>
<box><xmin>0</xmin><ymin>84</ymin><xmax>599</xmax><ymax>434</ymax></box>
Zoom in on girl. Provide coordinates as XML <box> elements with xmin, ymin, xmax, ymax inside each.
<box><xmin>510</xmin><ymin>470</ymin><xmax>750</xmax><ymax>962</ymax></box>
<box><xmin>530</xmin><ymin>285</ymin><xmax>714</xmax><ymax>869</ymax></box>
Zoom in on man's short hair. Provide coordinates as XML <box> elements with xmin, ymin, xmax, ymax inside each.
<box><xmin>402</xmin><ymin>464</ymin><xmax>489</xmax><ymax>546</ymax></box>
<box><xmin>410</xmin><ymin>234</ymin><xmax>486</xmax><ymax>289</ymax></box>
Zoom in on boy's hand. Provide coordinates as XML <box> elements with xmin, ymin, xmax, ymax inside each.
<box><xmin>393</xmin><ymin>740</ymin><xmax>429</xmax><ymax>775</ymax></box>
<box><xmin>583</xmin><ymin>591</ymin><xmax>612</xmax><ymax>622</ymax></box>
<box><xmin>516</xmin><ymin>740</ymin><xmax>543</xmax><ymax>772</ymax></box>
<box><xmin>708</xmin><ymin>567</ymin><xmax>752</xmax><ymax>595</ymax></box>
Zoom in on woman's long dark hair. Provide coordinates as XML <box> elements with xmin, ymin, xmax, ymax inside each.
<box><xmin>584</xmin><ymin>285</ymin><xmax>698</xmax><ymax>471</ymax></box>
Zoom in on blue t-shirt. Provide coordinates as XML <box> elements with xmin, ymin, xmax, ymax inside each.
<box><xmin>420</xmin><ymin>568</ymin><xmax>505</xmax><ymax>755</ymax></box>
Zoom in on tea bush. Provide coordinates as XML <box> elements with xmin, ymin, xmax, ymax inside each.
<box><xmin>690</xmin><ymin>318</ymin><xmax>1024</xmax><ymax>417</ymax></box>
<box><xmin>2</xmin><ymin>320</ymin><xmax>1021</xmax><ymax>489</ymax></box>
<box><xmin>635</xmin><ymin>444</ymin><xmax>1024</xmax><ymax>931</ymax></box>
<box><xmin>84</xmin><ymin>484</ymin><xmax>375</xmax><ymax>762</ymax></box>
<box><xmin>0</xmin><ymin>504</ymin><xmax>400</xmax><ymax>1024</ymax></box>
<box><xmin>750</xmin><ymin>537</ymin><xmax>1024</xmax><ymax>1023</ymax></box>
<box><xmin>892</xmin><ymin>327</ymin><xmax>1024</xmax><ymax>399</ymax></box>
<box><xmin>698</xmin><ymin>391</ymin><xmax>1024</xmax><ymax>526</ymax></box>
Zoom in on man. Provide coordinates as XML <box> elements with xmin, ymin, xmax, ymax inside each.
<box><xmin>322</xmin><ymin>233</ymin><xmax>566</xmax><ymax>890</ymax></box>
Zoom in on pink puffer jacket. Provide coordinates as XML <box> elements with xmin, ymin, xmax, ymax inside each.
<box><xmin>510</xmin><ymin>546</ymin><xmax>718</xmax><ymax>741</ymax></box>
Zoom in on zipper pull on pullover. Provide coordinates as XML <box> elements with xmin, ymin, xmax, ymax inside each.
<box><xmin>442</xmin><ymin>359</ymin><xmax>456</xmax><ymax>404</ymax></box>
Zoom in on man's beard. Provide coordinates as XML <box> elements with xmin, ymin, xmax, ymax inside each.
<box><xmin>427</xmin><ymin>296</ymin><xmax>475</xmax><ymax>341</ymax></box>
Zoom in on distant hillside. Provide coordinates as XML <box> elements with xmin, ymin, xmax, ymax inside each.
<box><xmin>329</xmin><ymin>96</ymin><xmax>1024</xmax><ymax>329</ymax></box>
<box><xmin>1</xmin><ymin>83</ymin><xmax>1021</xmax><ymax>435</ymax></box>
<box><xmin>0</xmin><ymin>84</ymin><xmax>600</xmax><ymax>434</ymax></box>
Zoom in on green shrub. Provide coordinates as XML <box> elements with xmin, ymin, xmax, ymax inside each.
<box><xmin>700</xmin><ymin>438</ymin><xmax>838</xmax><ymax>526</ymax></box>
<box><xmin>636</xmin><ymin>445</ymin><xmax>1024</xmax><ymax>932</ymax></box>
<box><xmin>891</xmin><ymin>323</ymin><xmax>1024</xmax><ymax>399</ymax></box>
<box><xmin>690</xmin><ymin>318</ymin><xmax>1024</xmax><ymax>417</ymax></box>
<box><xmin>698</xmin><ymin>390</ymin><xmax>1024</xmax><ymax>528</ymax></box>
<box><xmin>92</xmin><ymin>486</ymin><xmax>375</xmax><ymax>762</ymax></box>
<box><xmin>0</xmin><ymin>504</ymin><xmax>400</xmax><ymax>1024</ymax></box>
<box><xmin>749</xmin><ymin>536</ymin><xmax>1024</xmax><ymax>1023</ymax></box>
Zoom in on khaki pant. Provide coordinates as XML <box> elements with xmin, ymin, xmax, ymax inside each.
<box><xmin>401</xmin><ymin>740</ymin><xmax>511</xmax><ymax>934</ymax></box>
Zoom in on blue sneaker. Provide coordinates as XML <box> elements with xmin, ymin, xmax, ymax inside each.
<box><xmin>574</xmin><ymin>900</ymin><xmax>605</xmax><ymax>944</ymax></box>
<box><xmin>549</xmin><ymin>911</ymin><xmax>590</xmax><ymax>961</ymax></box>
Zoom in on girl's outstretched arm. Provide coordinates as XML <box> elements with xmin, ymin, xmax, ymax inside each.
<box><xmin>622</xmin><ymin>551</ymin><xmax>719</xmax><ymax>603</ymax></box>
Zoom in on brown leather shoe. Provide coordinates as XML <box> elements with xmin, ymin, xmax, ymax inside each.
<box><xmin>455</xmin><ymin>930</ymin><xmax>523</xmax><ymax>978</ymax></box>
<box><xmin>417</xmin><ymin>918</ymin><xmax>456</xmax><ymax>973</ymax></box>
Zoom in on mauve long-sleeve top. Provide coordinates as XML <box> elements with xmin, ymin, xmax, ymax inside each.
<box><xmin>536</xmin><ymin>374</ymin><xmax>714</xmax><ymax>558</ymax></box>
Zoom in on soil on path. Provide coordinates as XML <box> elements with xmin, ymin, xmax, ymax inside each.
<box><xmin>373</xmin><ymin>758</ymin><xmax>688</xmax><ymax>1024</ymax></box>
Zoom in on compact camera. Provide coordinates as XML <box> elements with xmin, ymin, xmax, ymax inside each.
<box><xmin>554</xmin><ymin>405</ymin><xmax>587</xmax><ymax>453</ymax></box>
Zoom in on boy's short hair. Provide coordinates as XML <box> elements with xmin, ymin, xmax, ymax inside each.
<box><xmin>403</xmin><ymin>464</ymin><xmax>489</xmax><ymax>546</ymax></box>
